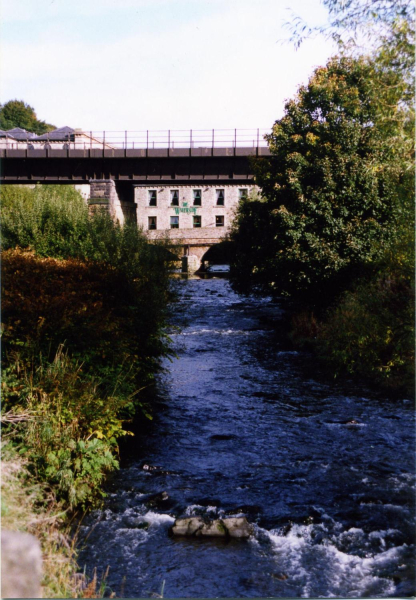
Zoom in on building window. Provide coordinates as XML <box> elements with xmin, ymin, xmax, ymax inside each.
<box><xmin>193</xmin><ymin>189</ymin><xmax>202</xmax><ymax>206</ymax></box>
<box><xmin>193</xmin><ymin>215</ymin><xmax>201</xmax><ymax>228</ymax></box>
<box><xmin>148</xmin><ymin>190</ymin><xmax>157</xmax><ymax>206</ymax></box>
<box><xmin>216</xmin><ymin>189</ymin><xmax>225</xmax><ymax>205</ymax></box>
<box><xmin>170</xmin><ymin>190</ymin><xmax>179</xmax><ymax>206</ymax></box>
<box><xmin>170</xmin><ymin>216</ymin><xmax>179</xmax><ymax>229</ymax></box>
<box><xmin>216</xmin><ymin>215</ymin><xmax>224</xmax><ymax>227</ymax></box>
<box><xmin>148</xmin><ymin>216</ymin><xmax>157</xmax><ymax>230</ymax></box>
<box><xmin>239</xmin><ymin>188</ymin><xmax>248</xmax><ymax>200</ymax></box>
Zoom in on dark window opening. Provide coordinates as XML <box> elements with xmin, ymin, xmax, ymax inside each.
<box><xmin>148</xmin><ymin>190</ymin><xmax>157</xmax><ymax>206</ymax></box>
<box><xmin>193</xmin><ymin>215</ymin><xmax>201</xmax><ymax>228</ymax></box>
<box><xmin>216</xmin><ymin>189</ymin><xmax>225</xmax><ymax>205</ymax></box>
<box><xmin>170</xmin><ymin>216</ymin><xmax>179</xmax><ymax>229</ymax></box>
<box><xmin>148</xmin><ymin>216</ymin><xmax>157</xmax><ymax>230</ymax></box>
<box><xmin>215</xmin><ymin>215</ymin><xmax>224</xmax><ymax>227</ymax></box>
<box><xmin>170</xmin><ymin>190</ymin><xmax>179</xmax><ymax>206</ymax></box>
<box><xmin>239</xmin><ymin>188</ymin><xmax>248</xmax><ymax>200</ymax></box>
<box><xmin>193</xmin><ymin>190</ymin><xmax>202</xmax><ymax>206</ymax></box>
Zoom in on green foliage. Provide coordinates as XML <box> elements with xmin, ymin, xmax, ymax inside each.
<box><xmin>1</xmin><ymin>347</ymin><xmax>128</xmax><ymax>508</ymax></box>
<box><xmin>231</xmin><ymin>56</ymin><xmax>405</xmax><ymax>304</ymax></box>
<box><xmin>0</xmin><ymin>100</ymin><xmax>56</xmax><ymax>134</ymax></box>
<box><xmin>230</xmin><ymin>12</ymin><xmax>414</xmax><ymax>393</ymax></box>
<box><xmin>1</xmin><ymin>185</ymin><xmax>175</xmax><ymax>508</ymax></box>
<box><xmin>317</xmin><ymin>233</ymin><xmax>414</xmax><ymax>394</ymax></box>
<box><xmin>1</xmin><ymin>185</ymin><xmax>91</xmax><ymax>257</ymax></box>
<box><xmin>287</xmin><ymin>1</ymin><xmax>415</xmax><ymax>171</ymax></box>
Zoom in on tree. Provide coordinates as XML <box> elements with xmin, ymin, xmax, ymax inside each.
<box><xmin>230</xmin><ymin>56</ymin><xmax>406</xmax><ymax>305</ymax></box>
<box><xmin>286</xmin><ymin>0</ymin><xmax>414</xmax><ymax>54</ymax></box>
<box><xmin>0</xmin><ymin>100</ymin><xmax>55</xmax><ymax>134</ymax></box>
<box><xmin>287</xmin><ymin>0</ymin><xmax>415</xmax><ymax>171</ymax></box>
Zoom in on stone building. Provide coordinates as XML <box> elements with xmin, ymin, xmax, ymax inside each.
<box><xmin>134</xmin><ymin>183</ymin><xmax>256</xmax><ymax>271</ymax></box>
<box><xmin>135</xmin><ymin>184</ymin><xmax>253</xmax><ymax>235</ymax></box>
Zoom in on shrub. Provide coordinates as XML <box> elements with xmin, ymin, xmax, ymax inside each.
<box><xmin>1</xmin><ymin>185</ymin><xmax>176</xmax><ymax>508</ymax></box>
<box><xmin>318</xmin><ymin>242</ymin><xmax>414</xmax><ymax>395</ymax></box>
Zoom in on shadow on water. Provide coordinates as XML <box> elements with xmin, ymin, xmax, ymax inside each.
<box><xmin>77</xmin><ymin>275</ymin><xmax>415</xmax><ymax>599</ymax></box>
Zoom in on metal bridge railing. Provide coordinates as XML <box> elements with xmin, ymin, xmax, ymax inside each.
<box><xmin>92</xmin><ymin>128</ymin><xmax>272</xmax><ymax>150</ymax></box>
<box><xmin>1</xmin><ymin>128</ymin><xmax>272</xmax><ymax>151</ymax></box>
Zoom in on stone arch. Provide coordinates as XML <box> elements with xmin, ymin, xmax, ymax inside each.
<box><xmin>201</xmin><ymin>240</ymin><xmax>235</xmax><ymax>266</ymax></box>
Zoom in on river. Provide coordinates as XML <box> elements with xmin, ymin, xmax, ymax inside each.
<box><xmin>78</xmin><ymin>275</ymin><xmax>415</xmax><ymax>598</ymax></box>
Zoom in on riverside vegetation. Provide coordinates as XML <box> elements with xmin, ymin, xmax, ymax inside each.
<box><xmin>1</xmin><ymin>184</ymin><xmax>177</xmax><ymax>596</ymax></box>
<box><xmin>230</xmin><ymin>1</ymin><xmax>414</xmax><ymax>396</ymax></box>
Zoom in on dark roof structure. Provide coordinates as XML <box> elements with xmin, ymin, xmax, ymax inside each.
<box><xmin>0</xmin><ymin>129</ymin><xmax>16</xmax><ymax>139</ymax></box>
<box><xmin>6</xmin><ymin>127</ymin><xmax>37</xmax><ymax>140</ymax></box>
<box><xmin>35</xmin><ymin>126</ymin><xmax>74</xmax><ymax>141</ymax></box>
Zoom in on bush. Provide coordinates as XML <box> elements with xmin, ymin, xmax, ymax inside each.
<box><xmin>317</xmin><ymin>235</ymin><xmax>414</xmax><ymax>394</ymax></box>
<box><xmin>1</xmin><ymin>185</ymin><xmax>176</xmax><ymax>508</ymax></box>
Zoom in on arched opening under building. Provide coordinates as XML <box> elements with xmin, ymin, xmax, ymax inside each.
<box><xmin>201</xmin><ymin>240</ymin><xmax>235</xmax><ymax>272</ymax></box>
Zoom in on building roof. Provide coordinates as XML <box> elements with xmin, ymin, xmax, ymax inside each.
<box><xmin>6</xmin><ymin>127</ymin><xmax>37</xmax><ymax>140</ymax></box>
<box><xmin>0</xmin><ymin>129</ymin><xmax>17</xmax><ymax>139</ymax></box>
<box><xmin>35</xmin><ymin>126</ymin><xmax>75</xmax><ymax>141</ymax></box>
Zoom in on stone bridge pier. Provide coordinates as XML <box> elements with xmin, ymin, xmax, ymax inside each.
<box><xmin>88</xmin><ymin>180</ymin><xmax>136</xmax><ymax>224</ymax></box>
<box><xmin>181</xmin><ymin>244</ymin><xmax>213</xmax><ymax>273</ymax></box>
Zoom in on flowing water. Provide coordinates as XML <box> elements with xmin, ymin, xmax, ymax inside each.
<box><xmin>78</xmin><ymin>276</ymin><xmax>415</xmax><ymax>598</ymax></box>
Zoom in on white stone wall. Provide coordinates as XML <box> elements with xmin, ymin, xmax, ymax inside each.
<box><xmin>74</xmin><ymin>184</ymin><xmax>91</xmax><ymax>201</ymax></box>
<box><xmin>135</xmin><ymin>184</ymin><xmax>256</xmax><ymax>234</ymax></box>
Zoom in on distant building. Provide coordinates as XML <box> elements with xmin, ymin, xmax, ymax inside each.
<box><xmin>0</xmin><ymin>127</ymin><xmax>114</xmax><ymax>149</ymax></box>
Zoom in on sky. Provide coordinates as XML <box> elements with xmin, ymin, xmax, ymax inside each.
<box><xmin>0</xmin><ymin>0</ymin><xmax>336</xmax><ymax>133</ymax></box>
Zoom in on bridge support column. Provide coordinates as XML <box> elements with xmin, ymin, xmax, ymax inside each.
<box><xmin>181</xmin><ymin>255</ymin><xmax>201</xmax><ymax>274</ymax></box>
<box><xmin>88</xmin><ymin>180</ymin><xmax>136</xmax><ymax>225</ymax></box>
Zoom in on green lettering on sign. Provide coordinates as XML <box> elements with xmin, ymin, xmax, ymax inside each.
<box><xmin>173</xmin><ymin>207</ymin><xmax>197</xmax><ymax>215</ymax></box>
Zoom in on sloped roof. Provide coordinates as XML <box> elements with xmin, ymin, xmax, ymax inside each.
<box><xmin>35</xmin><ymin>126</ymin><xmax>74</xmax><ymax>141</ymax></box>
<box><xmin>0</xmin><ymin>129</ymin><xmax>16</xmax><ymax>139</ymax></box>
<box><xmin>6</xmin><ymin>127</ymin><xmax>37</xmax><ymax>140</ymax></box>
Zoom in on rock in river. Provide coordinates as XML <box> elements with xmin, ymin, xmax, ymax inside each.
<box><xmin>172</xmin><ymin>516</ymin><xmax>205</xmax><ymax>536</ymax></box>
<box><xmin>171</xmin><ymin>516</ymin><xmax>253</xmax><ymax>539</ymax></box>
<box><xmin>222</xmin><ymin>517</ymin><xmax>253</xmax><ymax>538</ymax></box>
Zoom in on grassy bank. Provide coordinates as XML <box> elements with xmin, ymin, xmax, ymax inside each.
<box><xmin>1</xmin><ymin>185</ymin><xmax>177</xmax><ymax>593</ymax></box>
<box><xmin>1</xmin><ymin>442</ymin><xmax>82</xmax><ymax>597</ymax></box>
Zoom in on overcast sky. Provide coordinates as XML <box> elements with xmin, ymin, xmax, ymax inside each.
<box><xmin>1</xmin><ymin>0</ymin><xmax>336</xmax><ymax>133</ymax></box>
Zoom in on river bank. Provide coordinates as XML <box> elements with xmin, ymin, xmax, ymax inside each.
<box><xmin>77</xmin><ymin>276</ymin><xmax>415</xmax><ymax>598</ymax></box>
<box><xmin>1</xmin><ymin>185</ymin><xmax>176</xmax><ymax>596</ymax></box>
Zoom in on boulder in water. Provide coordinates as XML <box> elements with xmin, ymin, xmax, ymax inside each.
<box><xmin>222</xmin><ymin>517</ymin><xmax>253</xmax><ymax>538</ymax></box>
<box><xmin>171</xmin><ymin>516</ymin><xmax>252</xmax><ymax>539</ymax></box>
<box><xmin>171</xmin><ymin>516</ymin><xmax>205</xmax><ymax>536</ymax></box>
<box><xmin>196</xmin><ymin>520</ymin><xmax>227</xmax><ymax>537</ymax></box>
